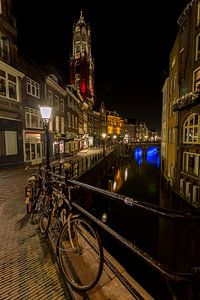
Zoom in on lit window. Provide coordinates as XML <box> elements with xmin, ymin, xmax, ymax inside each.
<box><xmin>56</xmin><ymin>115</ymin><xmax>59</xmax><ymax>132</ymax></box>
<box><xmin>183</xmin><ymin>113</ymin><xmax>200</xmax><ymax>144</ymax></box>
<box><xmin>61</xmin><ymin>117</ymin><xmax>64</xmax><ymax>133</ymax></box>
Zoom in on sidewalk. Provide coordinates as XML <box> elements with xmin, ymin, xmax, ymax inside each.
<box><xmin>0</xmin><ymin>148</ymin><xmax>155</xmax><ymax>300</ymax></box>
<box><xmin>0</xmin><ymin>169</ymin><xmax>72</xmax><ymax>300</ymax></box>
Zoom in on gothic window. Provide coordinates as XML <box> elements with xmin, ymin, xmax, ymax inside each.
<box><xmin>183</xmin><ymin>114</ymin><xmax>200</xmax><ymax>144</ymax></box>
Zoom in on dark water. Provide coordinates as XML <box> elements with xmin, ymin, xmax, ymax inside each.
<box><xmin>89</xmin><ymin>147</ymin><xmax>200</xmax><ymax>300</ymax></box>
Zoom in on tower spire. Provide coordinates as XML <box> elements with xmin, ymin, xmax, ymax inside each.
<box><xmin>79</xmin><ymin>9</ymin><xmax>84</xmax><ymax>23</ymax></box>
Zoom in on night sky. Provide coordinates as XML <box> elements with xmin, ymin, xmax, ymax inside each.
<box><xmin>12</xmin><ymin>0</ymin><xmax>189</xmax><ymax>133</ymax></box>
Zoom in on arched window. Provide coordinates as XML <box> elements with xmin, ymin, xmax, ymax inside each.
<box><xmin>183</xmin><ymin>113</ymin><xmax>200</xmax><ymax>143</ymax></box>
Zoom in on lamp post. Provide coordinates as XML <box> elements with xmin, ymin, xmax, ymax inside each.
<box><xmin>40</xmin><ymin>106</ymin><xmax>52</xmax><ymax>172</ymax></box>
<box><xmin>102</xmin><ymin>133</ymin><xmax>106</xmax><ymax>157</ymax></box>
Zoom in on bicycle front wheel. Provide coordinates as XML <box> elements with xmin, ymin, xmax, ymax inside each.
<box><xmin>58</xmin><ymin>217</ymin><xmax>103</xmax><ymax>291</ymax></box>
<box><xmin>39</xmin><ymin>195</ymin><xmax>51</xmax><ymax>234</ymax></box>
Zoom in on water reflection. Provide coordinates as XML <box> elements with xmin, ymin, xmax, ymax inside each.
<box><xmin>92</xmin><ymin>148</ymin><xmax>200</xmax><ymax>299</ymax></box>
<box><xmin>134</xmin><ymin>147</ymin><xmax>143</xmax><ymax>165</ymax></box>
<box><xmin>146</xmin><ymin>146</ymin><xmax>160</xmax><ymax>167</ymax></box>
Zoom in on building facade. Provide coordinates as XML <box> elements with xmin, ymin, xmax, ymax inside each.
<box><xmin>162</xmin><ymin>0</ymin><xmax>200</xmax><ymax>208</ymax></box>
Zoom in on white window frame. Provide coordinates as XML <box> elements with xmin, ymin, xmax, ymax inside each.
<box><xmin>183</xmin><ymin>151</ymin><xmax>200</xmax><ymax>176</ymax></box>
<box><xmin>26</xmin><ymin>77</ymin><xmax>40</xmax><ymax>98</ymax></box>
<box><xmin>183</xmin><ymin>114</ymin><xmax>200</xmax><ymax>144</ymax></box>
<box><xmin>25</xmin><ymin>107</ymin><xmax>43</xmax><ymax>129</ymax></box>
<box><xmin>0</xmin><ymin>69</ymin><xmax>18</xmax><ymax>101</ymax></box>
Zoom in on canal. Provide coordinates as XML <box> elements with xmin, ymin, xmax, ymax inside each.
<box><xmin>88</xmin><ymin>146</ymin><xmax>200</xmax><ymax>300</ymax></box>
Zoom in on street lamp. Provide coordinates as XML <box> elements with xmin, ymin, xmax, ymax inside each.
<box><xmin>102</xmin><ymin>133</ymin><xmax>106</xmax><ymax>157</ymax></box>
<box><xmin>40</xmin><ymin>106</ymin><xmax>52</xmax><ymax>172</ymax></box>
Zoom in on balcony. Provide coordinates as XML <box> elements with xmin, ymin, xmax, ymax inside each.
<box><xmin>172</xmin><ymin>91</ymin><xmax>200</xmax><ymax>111</ymax></box>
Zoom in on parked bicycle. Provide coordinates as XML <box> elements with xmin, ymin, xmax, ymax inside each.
<box><xmin>39</xmin><ymin>173</ymin><xmax>104</xmax><ymax>291</ymax></box>
<box><xmin>24</xmin><ymin>165</ymin><xmax>44</xmax><ymax>223</ymax></box>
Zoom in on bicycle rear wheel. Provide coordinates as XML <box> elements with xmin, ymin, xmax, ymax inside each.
<box><xmin>57</xmin><ymin>216</ymin><xmax>103</xmax><ymax>291</ymax></box>
<box><xmin>39</xmin><ymin>195</ymin><xmax>51</xmax><ymax>234</ymax></box>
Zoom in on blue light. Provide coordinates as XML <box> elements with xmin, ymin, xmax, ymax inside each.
<box><xmin>134</xmin><ymin>147</ymin><xmax>143</xmax><ymax>165</ymax></box>
<box><xmin>146</xmin><ymin>146</ymin><xmax>160</xmax><ymax>167</ymax></box>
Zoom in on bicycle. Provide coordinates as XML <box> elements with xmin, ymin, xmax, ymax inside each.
<box><xmin>39</xmin><ymin>175</ymin><xmax>104</xmax><ymax>291</ymax></box>
<box><xmin>24</xmin><ymin>165</ymin><xmax>44</xmax><ymax>223</ymax></box>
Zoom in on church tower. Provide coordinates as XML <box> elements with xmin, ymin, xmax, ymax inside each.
<box><xmin>69</xmin><ymin>10</ymin><xmax>94</xmax><ymax>107</ymax></box>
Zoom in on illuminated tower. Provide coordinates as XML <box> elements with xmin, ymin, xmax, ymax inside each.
<box><xmin>70</xmin><ymin>10</ymin><xmax>94</xmax><ymax>107</ymax></box>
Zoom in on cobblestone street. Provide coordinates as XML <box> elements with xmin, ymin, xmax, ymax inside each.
<box><xmin>0</xmin><ymin>168</ymin><xmax>71</xmax><ymax>300</ymax></box>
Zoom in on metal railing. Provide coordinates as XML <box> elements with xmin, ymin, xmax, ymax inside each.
<box><xmin>48</xmin><ymin>170</ymin><xmax>200</xmax><ymax>285</ymax></box>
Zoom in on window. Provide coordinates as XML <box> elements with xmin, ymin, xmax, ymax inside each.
<box><xmin>75</xmin><ymin>116</ymin><xmax>78</xmax><ymax>129</ymax></box>
<box><xmin>67</xmin><ymin>112</ymin><xmax>71</xmax><ymax>127</ymax></box>
<box><xmin>61</xmin><ymin>117</ymin><xmax>64</xmax><ymax>134</ymax></box>
<box><xmin>47</xmin><ymin>90</ymin><xmax>53</xmax><ymax>106</ymax></box>
<box><xmin>181</xmin><ymin>19</ymin><xmax>187</xmax><ymax>32</ymax></box>
<box><xmin>183</xmin><ymin>152</ymin><xmax>199</xmax><ymax>176</ymax></box>
<box><xmin>197</xmin><ymin>1</ymin><xmax>200</xmax><ymax>26</ymax></box>
<box><xmin>60</xmin><ymin>98</ymin><xmax>64</xmax><ymax>112</ymax></box>
<box><xmin>0</xmin><ymin>69</ymin><xmax>18</xmax><ymax>100</ymax></box>
<box><xmin>0</xmin><ymin>131</ymin><xmax>18</xmax><ymax>156</ymax></box>
<box><xmin>68</xmin><ymin>95</ymin><xmax>72</xmax><ymax>108</ymax></box>
<box><xmin>173</xmin><ymin>72</ymin><xmax>177</xmax><ymax>91</ymax></box>
<box><xmin>183</xmin><ymin>114</ymin><xmax>200</xmax><ymax>144</ymax></box>
<box><xmin>196</xmin><ymin>35</ymin><xmax>200</xmax><ymax>60</ymax></box>
<box><xmin>54</xmin><ymin>95</ymin><xmax>59</xmax><ymax>110</ymax></box>
<box><xmin>56</xmin><ymin>115</ymin><xmax>59</xmax><ymax>132</ymax></box>
<box><xmin>194</xmin><ymin>68</ymin><xmax>200</xmax><ymax>91</ymax></box>
<box><xmin>25</xmin><ymin>107</ymin><xmax>43</xmax><ymax>129</ymax></box>
<box><xmin>26</xmin><ymin>77</ymin><xmax>40</xmax><ymax>98</ymax></box>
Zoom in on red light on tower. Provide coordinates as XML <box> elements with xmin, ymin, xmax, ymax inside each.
<box><xmin>81</xmin><ymin>79</ymin><xmax>86</xmax><ymax>95</ymax></box>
